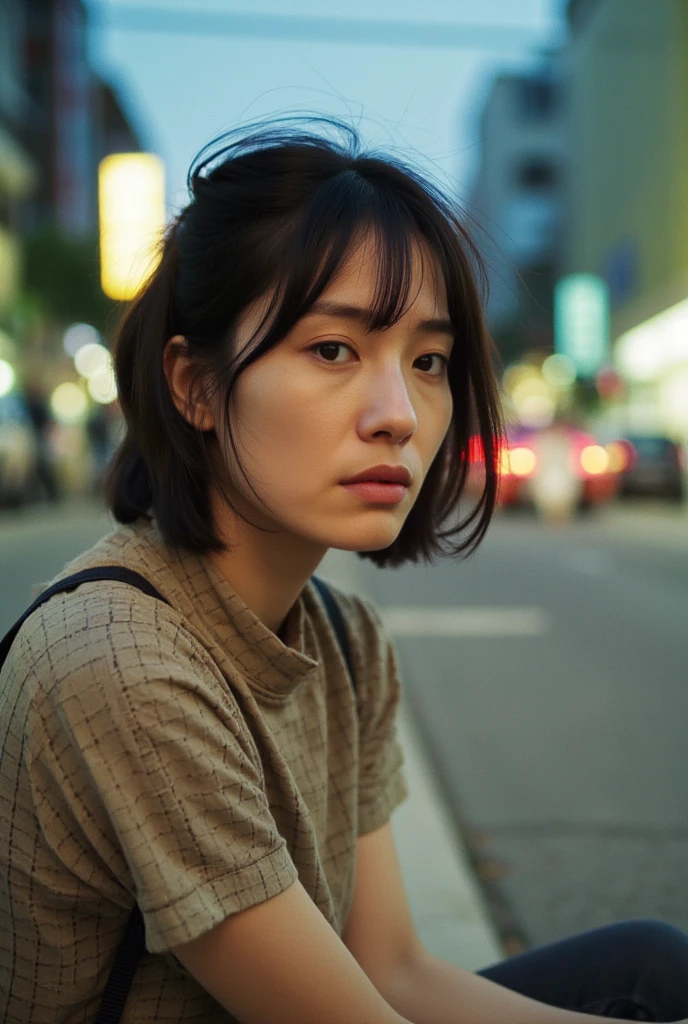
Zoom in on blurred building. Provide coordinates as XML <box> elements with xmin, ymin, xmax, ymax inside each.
<box><xmin>21</xmin><ymin>0</ymin><xmax>95</xmax><ymax>237</ymax></box>
<box><xmin>19</xmin><ymin>0</ymin><xmax>144</xmax><ymax>240</ymax></box>
<box><xmin>0</xmin><ymin>1</ymin><xmax>150</xmax><ymax>500</ymax></box>
<box><xmin>6</xmin><ymin>0</ymin><xmax>147</xmax><ymax>392</ymax></box>
<box><xmin>466</xmin><ymin>59</ymin><xmax>567</xmax><ymax>363</ymax></box>
<box><xmin>0</xmin><ymin>0</ymin><xmax>38</xmax><ymax>315</ymax></box>
<box><xmin>93</xmin><ymin>78</ymin><xmax>144</xmax><ymax>166</ymax></box>
<box><xmin>563</xmin><ymin>0</ymin><xmax>688</xmax><ymax>443</ymax></box>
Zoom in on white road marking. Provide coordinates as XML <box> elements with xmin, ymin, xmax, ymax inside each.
<box><xmin>563</xmin><ymin>549</ymin><xmax>615</xmax><ymax>576</ymax></box>
<box><xmin>379</xmin><ymin>606</ymin><xmax>549</xmax><ymax>637</ymax></box>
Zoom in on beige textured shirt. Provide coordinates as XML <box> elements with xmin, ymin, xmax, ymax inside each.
<box><xmin>0</xmin><ymin>515</ymin><xmax>408</xmax><ymax>1022</ymax></box>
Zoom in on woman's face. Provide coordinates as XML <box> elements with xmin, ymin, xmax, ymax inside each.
<box><xmin>215</xmin><ymin>234</ymin><xmax>454</xmax><ymax>554</ymax></box>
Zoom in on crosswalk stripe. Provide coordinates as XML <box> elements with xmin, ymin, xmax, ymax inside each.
<box><xmin>379</xmin><ymin>606</ymin><xmax>549</xmax><ymax>637</ymax></box>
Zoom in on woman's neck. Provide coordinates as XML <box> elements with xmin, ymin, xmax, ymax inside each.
<box><xmin>207</xmin><ymin>496</ymin><xmax>328</xmax><ymax>636</ymax></box>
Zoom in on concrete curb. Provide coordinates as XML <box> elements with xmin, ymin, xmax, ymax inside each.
<box><xmin>318</xmin><ymin>550</ymin><xmax>503</xmax><ymax>971</ymax></box>
<box><xmin>393</xmin><ymin>700</ymin><xmax>503</xmax><ymax>969</ymax></box>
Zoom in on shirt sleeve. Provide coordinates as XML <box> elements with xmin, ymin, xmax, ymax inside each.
<box><xmin>337</xmin><ymin>592</ymin><xmax>410</xmax><ymax>837</ymax></box>
<box><xmin>24</xmin><ymin>589</ymin><xmax>298</xmax><ymax>955</ymax></box>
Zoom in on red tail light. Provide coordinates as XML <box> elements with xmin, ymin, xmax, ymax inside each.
<box><xmin>468</xmin><ymin>436</ymin><xmax>485</xmax><ymax>464</ymax></box>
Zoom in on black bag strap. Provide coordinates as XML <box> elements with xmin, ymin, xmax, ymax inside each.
<box><xmin>311</xmin><ymin>574</ymin><xmax>355</xmax><ymax>691</ymax></box>
<box><xmin>0</xmin><ymin>567</ymin><xmax>170</xmax><ymax>668</ymax></box>
<box><xmin>93</xmin><ymin>903</ymin><xmax>146</xmax><ymax>1024</ymax></box>
<box><xmin>0</xmin><ymin>565</ymin><xmax>355</xmax><ymax>1023</ymax></box>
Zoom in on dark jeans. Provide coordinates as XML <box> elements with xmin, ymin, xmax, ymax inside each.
<box><xmin>477</xmin><ymin>919</ymin><xmax>688</xmax><ymax>1021</ymax></box>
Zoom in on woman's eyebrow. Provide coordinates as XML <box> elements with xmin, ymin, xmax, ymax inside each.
<box><xmin>304</xmin><ymin>299</ymin><xmax>454</xmax><ymax>337</ymax></box>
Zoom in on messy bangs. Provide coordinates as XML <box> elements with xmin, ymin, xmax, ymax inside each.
<box><xmin>105</xmin><ymin>117</ymin><xmax>504</xmax><ymax>563</ymax></box>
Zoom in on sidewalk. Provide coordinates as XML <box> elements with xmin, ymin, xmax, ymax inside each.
<box><xmin>319</xmin><ymin>549</ymin><xmax>503</xmax><ymax>972</ymax></box>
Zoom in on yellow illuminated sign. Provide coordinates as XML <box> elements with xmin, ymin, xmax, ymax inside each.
<box><xmin>98</xmin><ymin>153</ymin><xmax>166</xmax><ymax>301</ymax></box>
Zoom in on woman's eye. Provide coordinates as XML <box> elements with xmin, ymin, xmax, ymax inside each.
<box><xmin>310</xmin><ymin>344</ymin><xmax>448</xmax><ymax>374</ymax></box>
<box><xmin>311</xmin><ymin>342</ymin><xmax>353</xmax><ymax>363</ymax></box>
<box><xmin>415</xmin><ymin>353</ymin><xmax>449</xmax><ymax>376</ymax></box>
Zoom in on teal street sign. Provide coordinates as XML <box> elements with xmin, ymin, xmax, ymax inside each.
<box><xmin>554</xmin><ymin>274</ymin><xmax>610</xmax><ymax>378</ymax></box>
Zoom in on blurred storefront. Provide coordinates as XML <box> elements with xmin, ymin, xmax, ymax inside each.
<box><xmin>20</xmin><ymin>0</ymin><xmax>145</xmax><ymax>240</ymax></box>
<box><xmin>0</xmin><ymin>0</ymin><xmax>149</xmax><ymax>501</ymax></box>
<box><xmin>0</xmin><ymin>1</ymin><xmax>39</xmax><ymax>314</ymax></box>
<box><xmin>22</xmin><ymin>0</ymin><xmax>96</xmax><ymax>237</ymax></box>
<box><xmin>563</xmin><ymin>0</ymin><xmax>688</xmax><ymax>447</ymax></box>
<box><xmin>0</xmin><ymin>128</ymin><xmax>36</xmax><ymax>312</ymax></box>
<box><xmin>466</xmin><ymin>59</ymin><xmax>567</xmax><ymax>364</ymax></box>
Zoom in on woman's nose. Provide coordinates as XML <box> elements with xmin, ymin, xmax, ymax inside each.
<box><xmin>358</xmin><ymin>367</ymin><xmax>418</xmax><ymax>441</ymax></box>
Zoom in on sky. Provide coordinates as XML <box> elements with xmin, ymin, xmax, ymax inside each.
<box><xmin>86</xmin><ymin>0</ymin><xmax>567</xmax><ymax>216</ymax></box>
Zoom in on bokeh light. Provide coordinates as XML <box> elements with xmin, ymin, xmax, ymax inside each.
<box><xmin>74</xmin><ymin>342</ymin><xmax>112</xmax><ymax>380</ymax></box>
<box><xmin>49</xmin><ymin>383</ymin><xmax>89</xmax><ymax>425</ymax></box>
<box><xmin>511</xmin><ymin>378</ymin><xmax>556</xmax><ymax>428</ymax></box>
<box><xmin>606</xmin><ymin>441</ymin><xmax>630</xmax><ymax>473</ymax></box>
<box><xmin>509</xmin><ymin>447</ymin><xmax>537</xmax><ymax>477</ymax></box>
<box><xmin>502</xmin><ymin>363</ymin><xmax>539</xmax><ymax>395</ymax></box>
<box><xmin>63</xmin><ymin>323</ymin><xmax>102</xmax><ymax>358</ymax></box>
<box><xmin>542</xmin><ymin>354</ymin><xmax>576</xmax><ymax>389</ymax></box>
<box><xmin>580</xmin><ymin>445</ymin><xmax>609</xmax><ymax>475</ymax></box>
<box><xmin>87</xmin><ymin>367</ymin><xmax>118</xmax><ymax>404</ymax></box>
<box><xmin>0</xmin><ymin>359</ymin><xmax>16</xmax><ymax>398</ymax></box>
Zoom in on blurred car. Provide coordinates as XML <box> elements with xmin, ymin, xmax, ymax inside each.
<box><xmin>611</xmin><ymin>434</ymin><xmax>685</xmax><ymax>502</ymax></box>
<box><xmin>500</xmin><ymin>425</ymin><xmax>620</xmax><ymax>512</ymax></box>
<box><xmin>0</xmin><ymin>392</ymin><xmax>39</xmax><ymax>507</ymax></box>
<box><xmin>464</xmin><ymin>424</ymin><xmax>620</xmax><ymax>515</ymax></box>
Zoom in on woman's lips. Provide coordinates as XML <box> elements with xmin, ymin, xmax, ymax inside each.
<box><xmin>340</xmin><ymin>481</ymin><xmax>409</xmax><ymax>504</ymax></box>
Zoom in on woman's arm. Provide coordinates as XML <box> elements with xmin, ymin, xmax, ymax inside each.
<box><xmin>382</xmin><ymin>949</ymin><xmax>638</xmax><ymax>1024</ymax></box>
<box><xmin>172</xmin><ymin>878</ymin><xmax>413</xmax><ymax>1024</ymax></box>
<box><xmin>341</xmin><ymin>824</ymin><xmax>688</xmax><ymax>1024</ymax></box>
<box><xmin>174</xmin><ymin>884</ymin><xmax>688</xmax><ymax>1024</ymax></box>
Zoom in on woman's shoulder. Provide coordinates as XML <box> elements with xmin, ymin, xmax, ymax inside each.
<box><xmin>8</xmin><ymin>523</ymin><xmax>222</xmax><ymax>713</ymax></box>
<box><xmin>8</xmin><ymin>562</ymin><xmax>252</xmax><ymax>787</ymax></box>
<box><xmin>10</xmin><ymin>581</ymin><xmax>216</xmax><ymax>734</ymax></box>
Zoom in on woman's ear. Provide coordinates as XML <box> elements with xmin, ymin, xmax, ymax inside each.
<box><xmin>163</xmin><ymin>334</ymin><xmax>215</xmax><ymax>431</ymax></box>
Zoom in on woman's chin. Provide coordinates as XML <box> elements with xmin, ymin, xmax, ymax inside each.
<box><xmin>326</xmin><ymin>525</ymin><xmax>402</xmax><ymax>553</ymax></box>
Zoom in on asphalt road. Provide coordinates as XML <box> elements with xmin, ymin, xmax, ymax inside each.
<box><xmin>1</xmin><ymin>496</ymin><xmax>686</xmax><ymax>951</ymax></box>
<box><xmin>0</xmin><ymin>498</ymin><xmax>115</xmax><ymax>635</ymax></box>
<box><xmin>357</xmin><ymin>500</ymin><xmax>688</xmax><ymax>950</ymax></box>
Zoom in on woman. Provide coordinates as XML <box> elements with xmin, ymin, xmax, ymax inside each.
<box><xmin>1</xmin><ymin>118</ymin><xmax>687</xmax><ymax>1023</ymax></box>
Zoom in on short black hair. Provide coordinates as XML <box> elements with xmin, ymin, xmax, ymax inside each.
<box><xmin>104</xmin><ymin>116</ymin><xmax>504</xmax><ymax>567</ymax></box>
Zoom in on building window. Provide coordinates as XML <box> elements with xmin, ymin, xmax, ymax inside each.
<box><xmin>602</xmin><ymin>240</ymin><xmax>639</xmax><ymax>306</ymax></box>
<box><xmin>515</xmin><ymin>159</ymin><xmax>558</xmax><ymax>191</ymax></box>
<box><xmin>517</xmin><ymin>78</ymin><xmax>557</xmax><ymax>120</ymax></box>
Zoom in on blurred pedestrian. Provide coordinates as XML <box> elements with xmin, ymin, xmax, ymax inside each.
<box><xmin>1</xmin><ymin>117</ymin><xmax>688</xmax><ymax>1024</ymax></box>
<box><xmin>529</xmin><ymin>420</ymin><xmax>583</xmax><ymax>523</ymax></box>
<box><xmin>23</xmin><ymin>378</ymin><xmax>61</xmax><ymax>503</ymax></box>
<box><xmin>85</xmin><ymin>402</ymin><xmax>112</xmax><ymax>494</ymax></box>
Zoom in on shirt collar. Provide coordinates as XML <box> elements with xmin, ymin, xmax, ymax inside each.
<box><xmin>119</xmin><ymin>517</ymin><xmax>321</xmax><ymax>702</ymax></box>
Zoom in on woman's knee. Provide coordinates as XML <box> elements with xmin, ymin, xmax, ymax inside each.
<box><xmin>618</xmin><ymin>918</ymin><xmax>688</xmax><ymax>959</ymax></box>
<box><xmin>620</xmin><ymin>919</ymin><xmax>688</xmax><ymax>1005</ymax></box>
